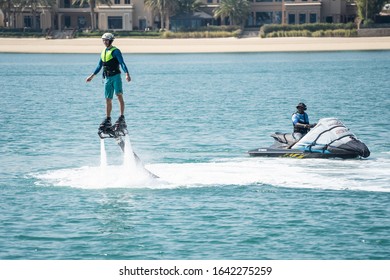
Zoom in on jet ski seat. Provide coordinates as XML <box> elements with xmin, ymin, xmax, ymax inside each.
<box><xmin>270</xmin><ymin>132</ymin><xmax>301</xmax><ymax>149</ymax></box>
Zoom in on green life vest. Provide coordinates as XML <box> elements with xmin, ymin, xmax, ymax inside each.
<box><xmin>101</xmin><ymin>47</ymin><xmax>120</xmax><ymax>77</ymax></box>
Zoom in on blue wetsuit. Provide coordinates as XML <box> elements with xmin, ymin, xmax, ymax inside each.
<box><xmin>292</xmin><ymin>112</ymin><xmax>310</xmax><ymax>135</ymax></box>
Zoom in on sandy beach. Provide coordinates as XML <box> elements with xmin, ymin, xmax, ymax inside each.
<box><xmin>1</xmin><ymin>36</ymin><xmax>390</xmax><ymax>53</ymax></box>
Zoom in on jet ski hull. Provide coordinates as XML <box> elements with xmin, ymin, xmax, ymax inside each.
<box><xmin>248</xmin><ymin>148</ymin><xmax>363</xmax><ymax>159</ymax></box>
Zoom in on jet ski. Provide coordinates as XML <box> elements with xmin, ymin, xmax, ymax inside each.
<box><xmin>248</xmin><ymin>118</ymin><xmax>370</xmax><ymax>159</ymax></box>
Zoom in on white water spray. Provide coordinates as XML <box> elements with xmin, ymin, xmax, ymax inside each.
<box><xmin>123</xmin><ymin>135</ymin><xmax>136</xmax><ymax>169</ymax></box>
<box><xmin>100</xmin><ymin>139</ymin><xmax>107</xmax><ymax>167</ymax></box>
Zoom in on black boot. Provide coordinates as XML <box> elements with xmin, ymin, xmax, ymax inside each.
<box><xmin>114</xmin><ymin>115</ymin><xmax>127</xmax><ymax>131</ymax></box>
<box><xmin>99</xmin><ymin>117</ymin><xmax>112</xmax><ymax>130</ymax></box>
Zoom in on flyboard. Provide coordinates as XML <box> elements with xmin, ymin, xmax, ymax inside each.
<box><xmin>98</xmin><ymin>121</ymin><xmax>159</xmax><ymax>178</ymax></box>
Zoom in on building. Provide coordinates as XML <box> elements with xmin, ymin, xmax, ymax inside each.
<box><xmin>1</xmin><ymin>0</ymin><xmax>357</xmax><ymax>31</ymax></box>
<box><xmin>203</xmin><ymin>0</ymin><xmax>357</xmax><ymax>27</ymax></box>
<box><xmin>1</xmin><ymin>0</ymin><xmax>153</xmax><ymax>31</ymax></box>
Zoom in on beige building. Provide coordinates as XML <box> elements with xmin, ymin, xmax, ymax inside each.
<box><xmin>204</xmin><ymin>0</ymin><xmax>356</xmax><ymax>26</ymax></box>
<box><xmin>1</xmin><ymin>0</ymin><xmax>153</xmax><ymax>30</ymax></box>
<box><xmin>56</xmin><ymin>0</ymin><xmax>154</xmax><ymax>31</ymax></box>
<box><xmin>1</xmin><ymin>0</ymin><xmax>357</xmax><ymax>30</ymax></box>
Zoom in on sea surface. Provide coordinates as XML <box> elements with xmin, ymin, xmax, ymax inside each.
<box><xmin>0</xmin><ymin>51</ymin><xmax>389</xmax><ymax>260</ymax></box>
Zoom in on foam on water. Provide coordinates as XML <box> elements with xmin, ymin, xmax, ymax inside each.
<box><xmin>34</xmin><ymin>154</ymin><xmax>390</xmax><ymax>192</ymax></box>
<box><xmin>146</xmin><ymin>156</ymin><xmax>390</xmax><ymax>192</ymax></box>
<box><xmin>35</xmin><ymin>165</ymin><xmax>156</xmax><ymax>189</ymax></box>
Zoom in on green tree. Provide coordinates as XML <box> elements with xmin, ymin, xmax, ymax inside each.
<box><xmin>0</xmin><ymin>0</ymin><xmax>12</xmax><ymax>27</ymax></box>
<box><xmin>9</xmin><ymin>0</ymin><xmax>24</xmax><ymax>28</ymax></box>
<box><xmin>213</xmin><ymin>0</ymin><xmax>250</xmax><ymax>27</ymax></box>
<box><xmin>16</xmin><ymin>0</ymin><xmax>56</xmax><ymax>30</ymax></box>
<box><xmin>355</xmin><ymin>0</ymin><xmax>388</xmax><ymax>21</ymax></box>
<box><xmin>72</xmin><ymin>0</ymin><xmax>112</xmax><ymax>30</ymax></box>
<box><xmin>144</xmin><ymin>0</ymin><xmax>163</xmax><ymax>29</ymax></box>
<box><xmin>176</xmin><ymin>0</ymin><xmax>202</xmax><ymax>14</ymax></box>
<box><xmin>144</xmin><ymin>0</ymin><xmax>178</xmax><ymax>30</ymax></box>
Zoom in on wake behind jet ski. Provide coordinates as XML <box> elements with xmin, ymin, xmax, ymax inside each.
<box><xmin>248</xmin><ymin>118</ymin><xmax>370</xmax><ymax>159</ymax></box>
<box><xmin>98</xmin><ymin>118</ymin><xmax>159</xmax><ymax>178</ymax></box>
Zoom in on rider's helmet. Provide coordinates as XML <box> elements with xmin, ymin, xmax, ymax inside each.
<box><xmin>296</xmin><ymin>102</ymin><xmax>307</xmax><ymax>110</ymax></box>
<box><xmin>101</xmin><ymin>33</ymin><xmax>115</xmax><ymax>41</ymax></box>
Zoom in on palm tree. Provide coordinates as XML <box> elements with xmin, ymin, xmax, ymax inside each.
<box><xmin>176</xmin><ymin>0</ymin><xmax>202</xmax><ymax>14</ymax></box>
<box><xmin>20</xmin><ymin>0</ymin><xmax>56</xmax><ymax>30</ymax></box>
<box><xmin>0</xmin><ymin>0</ymin><xmax>12</xmax><ymax>27</ymax></box>
<box><xmin>144</xmin><ymin>0</ymin><xmax>163</xmax><ymax>29</ymax></box>
<box><xmin>144</xmin><ymin>0</ymin><xmax>177</xmax><ymax>30</ymax></box>
<box><xmin>8</xmin><ymin>0</ymin><xmax>25</xmax><ymax>28</ymax></box>
<box><xmin>72</xmin><ymin>0</ymin><xmax>112</xmax><ymax>30</ymax></box>
<box><xmin>213</xmin><ymin>0</ymin><xmax>250</xmax><ymax>27</ymax></box>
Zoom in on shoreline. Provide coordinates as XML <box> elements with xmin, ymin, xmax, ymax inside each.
<box><xmin>1</xmin><ymin>36</ymin><xmax>390</xmax><ymax>53</ymax></box>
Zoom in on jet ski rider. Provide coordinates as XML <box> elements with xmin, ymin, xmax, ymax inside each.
<box><xmin>292</xmin><ymin>103</ymin><xmax>316</xmax><ymax>139</ymax></box>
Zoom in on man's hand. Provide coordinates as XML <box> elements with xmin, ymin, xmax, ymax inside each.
<box><xmin>303</xmin><ymin>124</ymin><xmax>316</xmax><ymax>129</ymax></box>
<box><xmin>126</xmin><ymin>73</ymin><xmax>131</xmax><ymax>82</ymax></box>
<box><xmin>86</xmin><ymin>74</ymin><xmax>95</xmax><ymax>82</ymax></box>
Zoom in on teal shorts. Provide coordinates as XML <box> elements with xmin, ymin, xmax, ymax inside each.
<box><xmin>104</xmin><ymin>73</ymin><xmax>123</xmax><ymax>99</ymax></box>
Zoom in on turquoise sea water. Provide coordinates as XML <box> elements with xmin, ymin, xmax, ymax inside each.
<box><xmin>0</xmin><ymin>51</ymin><xmax>389</xmax><ymax>260</ymax></box>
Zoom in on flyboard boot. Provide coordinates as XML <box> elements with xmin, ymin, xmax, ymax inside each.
<box><xmin>113</xmin><ymin>115</ymin><xmax>127</xmax><ymax>136</ymax></box>
<box><xmin>98</xmin><ymin>117</ymin><xmax>114</xmax><ymax>138</ymax></box>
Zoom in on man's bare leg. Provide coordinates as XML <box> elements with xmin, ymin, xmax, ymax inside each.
<box><xmin>117</xmin><ymin>94</ymin><xmax>125</xmax><ymax>116</ymax></box>
<box><xmin>106</xmin><ymin>98</ymin><xmax>113</xmax><ymax>118</ymax></box>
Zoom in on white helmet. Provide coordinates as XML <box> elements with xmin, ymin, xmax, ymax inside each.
<box><xmin>101</xmin><ymin>33</ymin><xmax>115</xmax><ymax>41</ymax></box>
